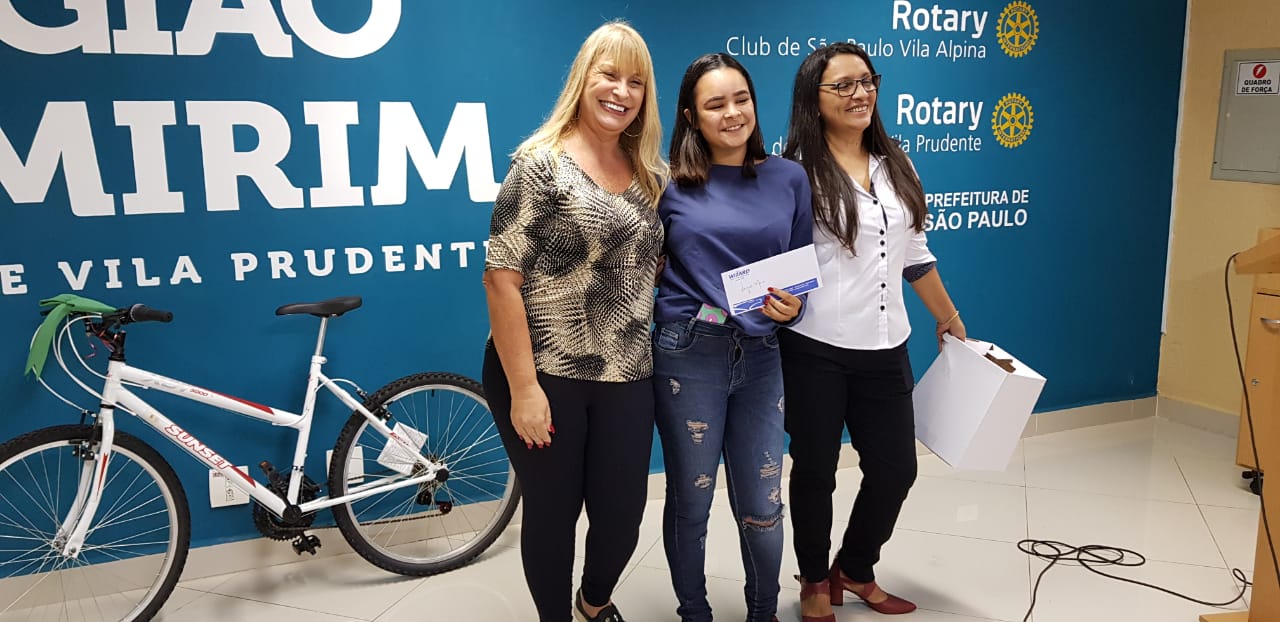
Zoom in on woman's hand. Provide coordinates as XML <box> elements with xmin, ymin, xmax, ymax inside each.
<box><xmin>935</xmin><ymin>313</ymin><xmax>966</xmax><ymax>350</ymax></box>
<box><xmin>761</xmin><ymin>287</ymin><xmax>802</xmax><ymax>323</ymax></box>
<box><xmin>510</xmin><ymin>384</ymin><xmax>553</xmax><ymax>448</ymax></box>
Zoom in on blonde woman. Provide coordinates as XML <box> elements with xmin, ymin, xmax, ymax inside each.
<box><xmin>482</xmin><ymin>21</ymin><xmax>667</xmax><ymax>622</ymax></box>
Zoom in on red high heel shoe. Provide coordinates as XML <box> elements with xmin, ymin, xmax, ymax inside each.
<box><xmin>828</xmin><ymin>562</ymin><xmax>917</xmax><ymax>615</ymax></box>
<box><xmin>794</xmin><ymin>575</ymin><xmax>836</xmax><ymax>622</ymax></box>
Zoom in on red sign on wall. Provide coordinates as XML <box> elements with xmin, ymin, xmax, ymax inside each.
<box><xmin>1238</xmin><ymin>61</ymin><xmax>1280</xmax><ymax>95</ymax></box>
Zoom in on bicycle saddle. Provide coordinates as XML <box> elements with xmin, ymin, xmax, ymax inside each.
<box><xmin>275</xmin><ymin>296</ymin><xmax>362</xmax><ymax>317</ymax></box>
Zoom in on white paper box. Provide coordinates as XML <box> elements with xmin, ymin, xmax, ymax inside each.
<box><xmin>913</xmin><ymin>334</ymin><xmax>1046</xmax><ymax>471</ymax></box>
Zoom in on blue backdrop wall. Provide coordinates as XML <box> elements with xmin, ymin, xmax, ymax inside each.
<box><xmin>0</xmin><ymin>0</ymin><xmax>1185</xmax><ymax>548</ymax></box>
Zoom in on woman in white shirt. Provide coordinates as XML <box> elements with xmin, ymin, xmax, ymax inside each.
<box><xmin>780</xmin><ymin>42</ymin><xmax>965</xmax><ymax>621</ymax></box>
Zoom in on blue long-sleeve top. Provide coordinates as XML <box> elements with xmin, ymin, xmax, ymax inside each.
<box><xmin>654</xmin><ymin>157</ymin><xmax>814</xmax><ymax>336</ymax></box>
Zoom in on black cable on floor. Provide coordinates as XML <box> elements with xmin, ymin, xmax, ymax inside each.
<box><xmin>1017</xmin><ymin>539</ymin><xmax>1249</xmax><ymax>622</ymax></box>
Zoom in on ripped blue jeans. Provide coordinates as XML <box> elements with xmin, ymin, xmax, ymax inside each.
<box><xmin>653</xmin><ymin>319</ymin><xmax>786</xmax><ymax>622</ymax></box>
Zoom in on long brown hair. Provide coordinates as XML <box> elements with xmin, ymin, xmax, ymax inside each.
<box><xmin>783</xmin><ymin>43</ymin><xmax>926</xmax><ymax>253</ymax></box>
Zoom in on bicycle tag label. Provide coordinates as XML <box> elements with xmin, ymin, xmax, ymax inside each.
<box><xmin>377</xmin><ymin>422</ymin><xmax>428</xmax><ymax>475</ymax></box>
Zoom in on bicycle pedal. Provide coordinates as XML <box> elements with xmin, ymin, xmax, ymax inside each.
<box><xmin>291</xmin><ymin>534</ymin><xmax>322</xmax><ymax>556</ymax></box>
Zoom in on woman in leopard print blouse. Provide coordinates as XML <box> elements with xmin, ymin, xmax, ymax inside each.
<box><xmin>482</xmin><ymin>20</ymin><xmax>667</xmax><ymax>622</ymax></box>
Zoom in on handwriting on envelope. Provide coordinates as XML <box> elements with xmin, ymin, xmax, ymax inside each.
<box><xmin>719</xmin><ymin>245</ymin><xmax>823</xmax><ymax>315</ymax></box>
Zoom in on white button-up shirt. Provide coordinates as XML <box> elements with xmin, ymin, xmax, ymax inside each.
<box><xmin>790</xmin><ymin>155</ymin><xmax>936</xmax><ymax>350</ymax></box>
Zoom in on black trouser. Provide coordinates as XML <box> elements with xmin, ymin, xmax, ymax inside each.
<box><xmin>779</xmin><ymin>329</ymin><xmax>918</xmax><ymax>584</ymax></box>
<box><xmin>483</xmin><ymin>344</ymin><xmax>654</xmax><ymax>622</ymax></box>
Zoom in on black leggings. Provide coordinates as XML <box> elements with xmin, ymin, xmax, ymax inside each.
<box><xmin>483</xmin><ymin>344</ymin><xmax>655</xmax><ymax>622</ymax></box>
<box><xmin>779</xmin><ymin>329</ymin><xmax>919</xmax><ymax>584</ymax></box>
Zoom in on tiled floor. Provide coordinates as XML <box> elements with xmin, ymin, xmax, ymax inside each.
<box><xmin>155</xmin><ymin>417</ymin><xmax>1261</xmax><ymax>621</ymax></box>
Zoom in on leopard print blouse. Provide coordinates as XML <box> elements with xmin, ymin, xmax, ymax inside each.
<box><xmin>486</xmin><ymin>148</ymin><xmax>663</xmax><ymax>383</ymax></box>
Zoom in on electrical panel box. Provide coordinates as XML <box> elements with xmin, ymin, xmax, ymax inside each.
<box><xmin>1212</xmin><ymin>48</ymin><xmax>1280</xmax><ymax>185</ymax></box>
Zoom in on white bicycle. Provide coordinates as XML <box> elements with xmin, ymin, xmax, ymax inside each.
<box><xmin>0</xmin><ymin>295</ymin><xmax>519</xmax><ymax>621</ymax></box>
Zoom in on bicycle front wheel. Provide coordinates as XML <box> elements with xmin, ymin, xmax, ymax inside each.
<box><xmin>329</xmin><ymin>373</ymin><xmax>519</xmax><ymax>576</ymax></box>
<box><xmin>0</xmin><ymin>424</ymin><xmax>190</xmax><ymax>622</ymax></box>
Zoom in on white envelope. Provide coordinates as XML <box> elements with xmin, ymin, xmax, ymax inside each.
<box><xmin>719</xmin><ymin>244</ymin><xmax>822</xmax><ymax>315</ymax></box>
<box><xmin>913</xmin><ymin>334</ymin><xmax>1046</xmax><ymax>471</ymax></box>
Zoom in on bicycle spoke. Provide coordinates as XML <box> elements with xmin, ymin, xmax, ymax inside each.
<box><xmin>0</xmin><ymin>547</ymin><xmax>61</xmax><ymax>574</ymax></box>
<box><xmin>0</xmin><ymin>507</ymin><xmax>52</xmax><ymax>545</ymax></box>
<box><xmin>82</xmin><ymin>522</ymin><xmax>172</xmax><ymax>556</ymax></box>
<box><xmin>1</xmin><ymin>466</ymin><xmax>61</xmax><ymax>536</ymax></box>
<box><xmin>90</xmin><ymin>463</ymin><xmax>150</xmax><ymax>527</ymax></box>
<box><xmin>0</xmin><ymin>568</ymin><xmax>55</xmax><ymax>616</ymax></box>
<box><xmin>21</xmin><ymin>454</ymin><xmax>59</xmax><ymax>528</ymax></box>
<box><xmin>370</xmin><ymin>496</ymin><xmax>418</xmax><ymax>543</ymax></box>
<box><xmin>438</xmin><ymin>400</ymin><xmax>486</xmax><ymax>462</ymax></box>
<box><xmin>444</xmin><ymin>472</ymin><xmax>510</xmax><ymax>494</ymax></box>
<box><xmin>361</xmin><ymin>488</ymin><xmax>417</xmax><ymax>529</ymax></box>
<box><xmin>442</xmin><ymin>436</ymin><xmax>504</xmax><ymax>469</ymax></box>
<box><xmin>85</xmin><ymin>479</ymin><xmax>165</xmax><ymax>539</ymax></box>
<box><xmin>88</xmin><ymin>503</ymin><xmax>167</xmax><ymax>540</ymax></box>
<box><xmin>448</xmin><ymin>453</ymin><xmax>509</xmax><ymax>472</ymax></box>
<box><xmin>32</xmin><ymin>447</ymin><xmax>60</xmax><ymax>529</ymax></box>
<box><xmin>439</xmin><ymin>415</ymin><xmax>487</xmax><ymax>466</ymax></box>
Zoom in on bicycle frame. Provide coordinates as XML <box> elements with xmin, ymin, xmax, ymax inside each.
<box><xmin>58</xmin><ymin>317</ymin><xmax>446</xmax><ymax>558</ymax></box>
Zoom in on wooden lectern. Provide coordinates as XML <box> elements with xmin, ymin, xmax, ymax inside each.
<box><xmin>1202</xmin><ymin>229</ymin><xmax>1280</xmax><ymax>622</ymax></box>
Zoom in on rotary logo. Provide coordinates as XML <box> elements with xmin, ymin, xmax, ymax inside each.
<box><xmin>997</xmin><ymin>1</ymin><xmax>1039</xmax><ymax>58</ymax></box>
<box><xmin>991</xmin><ymin>93</ymin><xmax>1033</xmax><ymax>148</ymax></box>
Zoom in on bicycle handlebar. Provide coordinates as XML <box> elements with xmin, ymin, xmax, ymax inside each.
<box><xmin>26</xmin><ymin>295</ymin><xmax>173</xmax><ymax>378</ymax></box>
<box><xmin>123</xmin><ymin>304</ymin><xmax>174</xmax><ymax>324</ymax></box>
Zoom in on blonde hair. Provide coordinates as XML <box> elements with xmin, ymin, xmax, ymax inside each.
<box><xmin>514</xmin><ymin>20</ymin><xmax>668</xmax><ymax>207</ymax></box>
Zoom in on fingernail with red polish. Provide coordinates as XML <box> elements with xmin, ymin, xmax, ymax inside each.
<box><xmin>549</xmin><ymin>424</ymin><xmax>556</xmax><ymax>434</ymax></box>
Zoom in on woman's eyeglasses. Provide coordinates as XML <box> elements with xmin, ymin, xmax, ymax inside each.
<box><xmin>817</xmin><ymin>74</ymin><xmax>882</xmax><ymax>97</ymax></box>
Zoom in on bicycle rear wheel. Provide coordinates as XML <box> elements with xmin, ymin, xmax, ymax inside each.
<box><xmin>0</xmin><ymin>424</ymin><xmax>189</xmax><ymax>622</ymax></box>
<box><xmin>328</xmin><ymin>373</ymin><xmax>519</xmax><ymax>576</ymax></box>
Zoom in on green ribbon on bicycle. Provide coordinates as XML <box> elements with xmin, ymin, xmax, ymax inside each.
<box><xmin>24</xmin><ymin>294</ymin><xmax>116</xmax><ymax>378</ymax></box>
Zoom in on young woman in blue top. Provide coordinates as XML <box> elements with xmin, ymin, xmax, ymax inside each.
<box><xmin>652</xmin><ymin>53</ymin><xmax>814</xmax><ymax>622</ymax></box>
